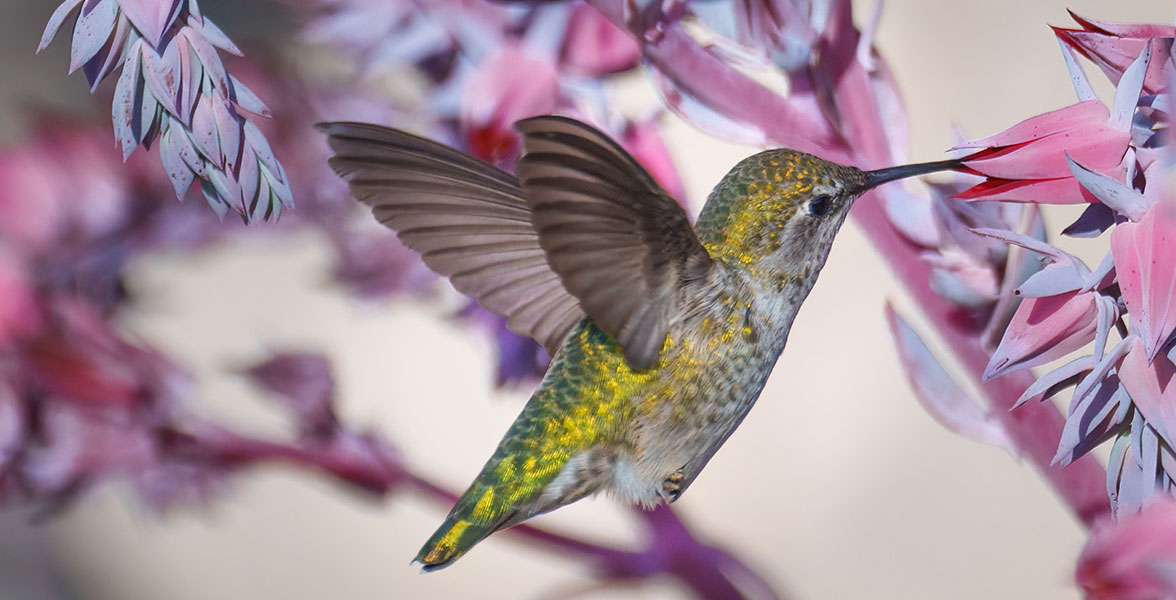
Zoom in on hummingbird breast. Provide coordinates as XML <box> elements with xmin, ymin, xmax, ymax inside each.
<box><xmin>619</xmin><ymin>270</ymin><xmax>802</xmax><ymax>503</ymax></box>
<box><xmin>446</xmin><ymin>265</ymin><xmax>808</xmax><ymax>533</ymax></box>
<box><xmin>534</xmin><ymin>265</ymin><xmax>804</xmax><ymax>509</ymax></box>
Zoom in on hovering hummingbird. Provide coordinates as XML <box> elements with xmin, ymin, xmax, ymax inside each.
<box><xmin>321</xmin><ymin>116</ymin><xmax>960</xmax><ymax>570</ymax></box>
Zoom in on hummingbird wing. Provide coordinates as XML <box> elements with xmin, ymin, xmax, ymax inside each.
<box><xmin>515</xmin><ymin>116</ymin><xmax>714</xmax><ymax>370</ymax></box>
<box><xmin>321</xmin><ymin>122</ymin><xmax>586</xmax><ymax>355</ymax></box>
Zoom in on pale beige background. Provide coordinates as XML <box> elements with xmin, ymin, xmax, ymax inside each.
<box><xmin>1</xmin><ymin>1</ymin><xmax>1171</xmax><ymax>599</ymax></box>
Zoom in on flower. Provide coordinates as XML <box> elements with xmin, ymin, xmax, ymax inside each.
<box><xmin>462</xmin><ymin>44</ymin><xmax>560</xmax><ymax>166</ymax></box>
<box><xmin>985</xmin><ymin>289</ymin><xmax>1099</xmax><ymax>380</ymax></box>
<box><xmin>1111</xmin><ymin>200</ymin><xmax>1176</xmax><ymax>362</ymax></box>
<box><xmin>954</xmin><ymin>40</ymin><xmax>1154</xmax><ymax>207</ymax></box>
<box><xmin>560</xmin><ymin>2</ymin><xmax>640</xmax><ymax>76</ymax></box>
<box><xmin>1055</xmin><ymin>12</ymin><xmax>1176</xmax><ymax>95</ymax></box>
<box><xmin>954</xmin><ymin>100</ymin><xmax>1130</xmax><ymax>204</ymax></box>
<box><xmin>1078</xmin><ymin>498</ymin><xmax>1176</xmax><ymax>600</ymax></box>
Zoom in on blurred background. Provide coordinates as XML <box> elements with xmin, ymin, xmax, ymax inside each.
<box><xmin>0</xmin><ymin>0</ymin><xmax>1170</xmax><ymax>598</ymax></box>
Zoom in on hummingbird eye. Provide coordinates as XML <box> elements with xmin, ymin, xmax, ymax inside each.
<box><xmin>807</xmin><ymin>195</ymin><xmax>832</xmax><ymax>218</ymax></box>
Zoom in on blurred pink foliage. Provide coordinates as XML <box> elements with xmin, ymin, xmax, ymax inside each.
<box><xmin>10</xmin><ymin>0</ymin><xmax>1176</xmax><ymax>597</ymax></box>
<box><xmin>1078</xmin><ymin>498</ymin><xmax>1176</xmax><ymax>600</ymax></box>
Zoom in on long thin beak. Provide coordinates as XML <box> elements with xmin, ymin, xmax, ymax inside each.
<box><xmin>859</xmin><ymin>158</ymin><xmax>964</xmax><ymax>192</ymax></box>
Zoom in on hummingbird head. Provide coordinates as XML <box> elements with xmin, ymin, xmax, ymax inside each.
<box><xmin>695</xmin><ymin>149</ymin><xmax>960</xmax><ymax>283</ymax></box>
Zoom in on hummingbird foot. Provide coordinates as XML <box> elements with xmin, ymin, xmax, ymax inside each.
<box><xmin>660</xmin><ymin>468</ymin><xmax>685</xmax><ymax>502</ymax></box>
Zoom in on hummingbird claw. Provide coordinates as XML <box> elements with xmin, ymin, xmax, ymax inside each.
<box><xmin>660</xmin><ymin>468</ymin><xmax>685</xmax><ymax>502</ymax></box>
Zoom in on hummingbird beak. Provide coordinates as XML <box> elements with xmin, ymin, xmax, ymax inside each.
<box><xmin>859</xmin><ymin>158</ymin><xmax>964</xmax><ymax>193</ymax></box>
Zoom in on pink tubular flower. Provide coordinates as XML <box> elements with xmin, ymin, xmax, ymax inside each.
<box><xmin>984</xmin><ymin>289</ymin><xmax>1099</xmax><ymax>381</ymax></box>
<box><xmin>1078</xmin><ymin>498</ymin><xmax>1176</xmax><ymax>600</ymax></box>
<box><xmin>462</xmin><ymin>45</ymin><xmax>559</xmax><ymax>165</ymax></box>
<box><xmin>1112</xmin><ymin>200</ymin><xmax>1176</xmax><ymax>362</ymax></box>
<box><xmin>560</xmin><ymin>2</ymin><xmax>640</xmax><ymax>76</ymax></box>
<box><xmin>1054</xmin><ymin>12</ymin><xmax>1176</xmax><ymax>95</ymax></box>
<box><xmin>954</xmin><ymin>100</ymin><xmax>1130</xmax><ymax>204</ymax></box>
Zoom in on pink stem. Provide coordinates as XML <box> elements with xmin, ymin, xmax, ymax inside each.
<box><xmin>175</xmin><ymin>426</ymin><xmax>762</xmax><ymax>596</ymax></box>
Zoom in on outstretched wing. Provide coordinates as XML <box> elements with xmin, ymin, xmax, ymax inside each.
<box><xmin>321</xmin><ymin>122</ymin><xmax>585</xmax><ymax>355</ymax></box>
<box><xmin>515</xmin><ymin>116</ymin><xmax>714</xmax><ymax>370</ymax></box>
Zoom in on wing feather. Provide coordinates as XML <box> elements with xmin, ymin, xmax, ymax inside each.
<box><xmin>321</xmin><ymin>122</ymin><xmax>585</xmax><ymax>354</ymax></box>
<box><xmin>515</xmin><ymin>117</ymin><xmax>713</xmax><ymax>369</ymax></box>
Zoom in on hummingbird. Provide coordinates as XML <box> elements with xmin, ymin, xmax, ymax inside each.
<box><xmin>321</xmin><ymin>116</ymin><xmax>960</xmax><ymax>570</ymax></box>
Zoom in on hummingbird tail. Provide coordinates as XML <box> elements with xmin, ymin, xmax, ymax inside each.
<box><xmin>415</xmin><ymin>515</ymin><xmax>503</xmax><ymax>571</ymax></box>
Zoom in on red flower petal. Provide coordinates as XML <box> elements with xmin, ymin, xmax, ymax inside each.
<box><xmin>958</xmin><ymin>176</ymin><xmax>1101</xmax><ymax>205</ymax></box>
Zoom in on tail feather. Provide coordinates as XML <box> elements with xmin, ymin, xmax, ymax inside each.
<box><xmin>415</xmin><ymin>516</ymin><xmax>504</xmax><ymax>571</ymax></box>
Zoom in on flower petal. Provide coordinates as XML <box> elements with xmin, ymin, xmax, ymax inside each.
<box><xmin>118</xmin><ymin>0</ymin><xmax>183</xmax><ymax>48</ymax></box>
<box><xmin>1120</xmin><ymin>338</ymin><xmax>1176</xmax><ymax>447</ymax></box>
<box><xmin>984</xmin><ymin>289</ymin><xmax>1099</xmax><ymax>381</ymax></box>
<box><xmin>952</xmin><ymin>100</ymin><xmax>1109</xmax><ymax>150</ymax></box>
<box><xmin>1054</xmin><ymin>375</ymin><xmax>1129</xmax><ymax>467</ymax></box>
<box><xmin>958</xmin><ymin>174</ymin><xmax>1105</xmax><ymax>205</ymax></box>
<box><xmin>1062</xmin><ymin>202</ymin><xmax>1117</xmax><ymax>238</ymax></box>
<box><xmin>69</xmin><ymin>0</ymin><xmax>118</xmax><ymax>74</ymax></box>
<box><xmin>1078</xmin><ymin>497</ymin><xmax>1176</xmax><ymax>599</ymax></box>
<box><xmin>1109</xmin><ymin>43</ymin><xmax>1152</xmax><ymax>133</ymax></box>
<box><xmin>963</xmin><ymin>124</ymin><xmax>1129</xmax><ymax>180</ymax></box>
<box><xmin>1112</xmin><ymin>201</ymin><xmax>1176</xmax><ymax>361</ymax></box>
<box><xmin>1015</xmin><ymin>263</ymin><xmax>1085</xmax><ymax>299</ymax></box>
<box><xmin>1014</xmin><ymin>355</ymin><xmax>1092</xmax><ymax>408</ymax></box>
<box><xmin>560</xmin><ymin>2</ymin><xmax>639</xmax><ymax>76</ymax></box>
<box><xmin>1056</xmin><ymin>37</ymin><xmax>1097</xmax><ymax>102</ymax></box>
<box><xmin>886</xmin><ymin>305</ymin><xmax>1016</xmax><ymax>453</ymax></box>
<box><xmin>39</xmin><ymin>0</ymin><xmax>85</xmax><ymax>53</ymax></box>
<box><xmin>1067</xmin><ymin>155</ymin><xmax>1148</xmax><ymax>220</ymax></box>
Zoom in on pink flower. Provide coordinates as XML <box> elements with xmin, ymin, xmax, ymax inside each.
<box><xmin>984</xmin><ymin>288</ymin><xmax>1099</xmax><ymax>381</ymax></box>
<box><xmin>954</xmin><ymin>100</ymin><xmax>1130</xmax><ymax>204</ymax></box>
<box><xmin>1055</xmin><ymin>13</ymin><xmax>1176</xmax><ymax>95</ymax></box>
<box><xmin>0</xmin><ymin>249</ymin><xmax>39</xmax><ymax>347</ymax></box>
<box><xmin>0</xmin><ymin>149</ymin><xmax>66</xmax><ymax>253</ymax></box>
<box><xmin>1112</xmin><ymin>200</ymin><xmax>1176</xmax><ymax>362</ymax></box>
<box><xmin>560</xmin><ymin>2</ymin><xmax>640</xmax><ymax>76</ymax></box>
<box><xmin>925</xmin><ymin>247</ymin><xmax>1001</xmax><ymax>309</ymax></box>
<box><xmin>23</xmin><ymin>300</ymin><xmax>147</xmax><ymax>411</ymax></box>
<box><xmin>1119</xmin><ymin>337</ymin><xmax>1176</xmax><ymax>444</ymax></box>
<box><xmin>1077</xmin><ymin>498</ymin><xmax>1176</xmax><ymax>600</ymax></box>
<box><xmin>618</xmin><ymin>118</ymin><xmax>686</xmax><ymax>201</ymax></box>
<box><xmin>461</xmin><ymin>45</ymin><xmax>559</xmax><ymax>165</ymax></box>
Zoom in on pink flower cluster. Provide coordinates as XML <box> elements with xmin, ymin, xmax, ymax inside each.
<box><xmin>966</xmin><ymin>18</ymin><xmax>1176</xmax><ymax>516</ymax></box>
